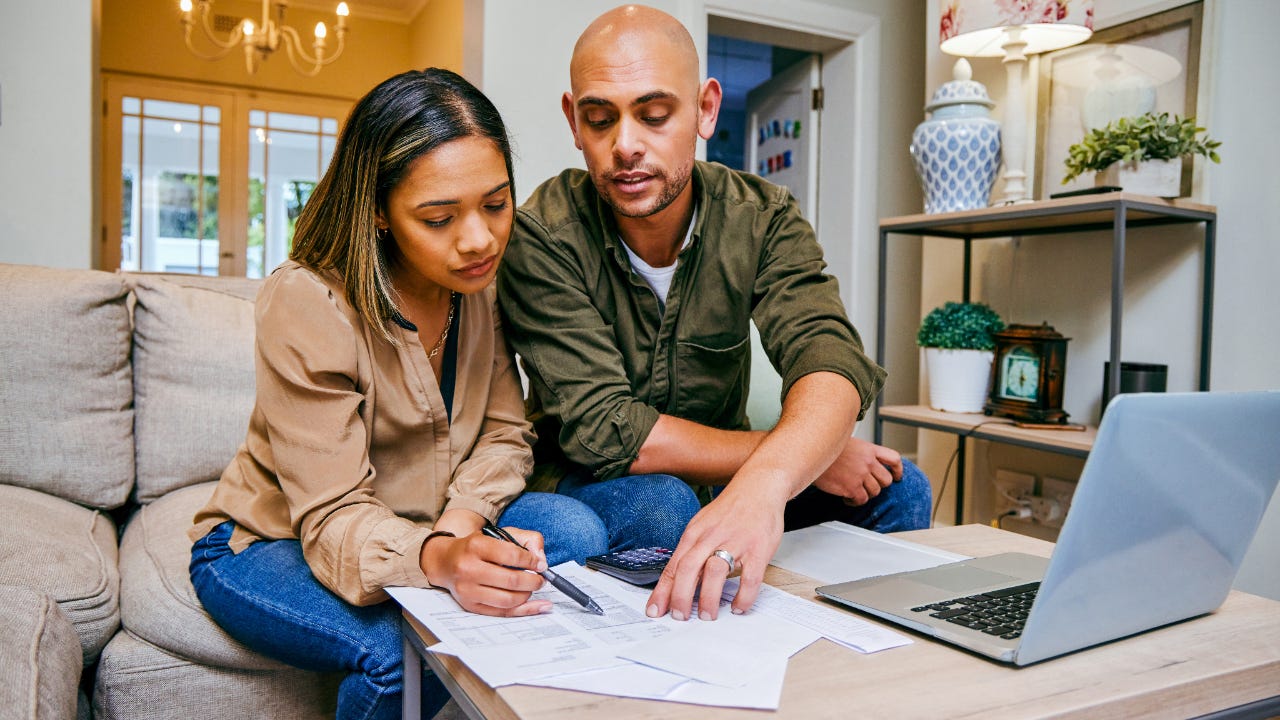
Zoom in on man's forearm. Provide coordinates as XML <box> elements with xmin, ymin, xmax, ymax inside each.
<box><xmin>628</xmin><ymin>372</ymin><xmax>860</xmax><ymax>493</ymax></box>
<box><xmin>728</xmin><ymin>372</ymin><xmax>860</xmax><ymax>502</ymax></box>
<box><xmin>629</xmin><ymin>415</ymin><xmax>766</xmax><ymax>484</ymax></box>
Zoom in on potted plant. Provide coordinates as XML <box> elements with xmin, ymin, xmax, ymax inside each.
<box><xmin>917</xmin><ymin>301</ymin><xmax>1005</xmax><ymax>413</ymax></box>
<box><xmin>1062</xmin><ymin>112</ymin><xmax>1221</xmax><ymax>197</ymax></box>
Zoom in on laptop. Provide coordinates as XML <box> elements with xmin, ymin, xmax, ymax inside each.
<box><xmin>817</xmin><ymin>391</ymin><xmax>1280</xmax><ymax>665</ymax></box>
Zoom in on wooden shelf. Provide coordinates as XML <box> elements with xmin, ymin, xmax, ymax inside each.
<box><xmin>875</xmin><ymin>195</ymin><xmax>1215</xmax><ymax>525</ymax></box>
<box><xmin>879</xmin><ymin>192</ymin><xmax>1216</xmax><ymax>240</ymax></box>
<box><xmin>878</xmin><ymin>405</ymin><xmax>1095</xmax><ymax>458</ymax></box>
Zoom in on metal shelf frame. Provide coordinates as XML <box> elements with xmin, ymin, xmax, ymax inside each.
<box><xmin>874</xmin><ymin>193</ymin><xmax>1217</xmax><ymax>525</ymax></box>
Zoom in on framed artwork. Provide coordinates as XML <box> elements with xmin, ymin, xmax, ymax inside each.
<box><xmin>1034</xmin><ymin>2</ymin><xmax>1203</xmax><ymax>199</ymax></box>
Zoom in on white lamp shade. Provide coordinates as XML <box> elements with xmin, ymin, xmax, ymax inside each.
<box><xmin>940</xmin><ymin>0</ymin><xmax>1094</xmax><ymax>56</ymax></box>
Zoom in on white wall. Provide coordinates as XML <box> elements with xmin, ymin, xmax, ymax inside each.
<box><xmin>921</xmin><ymin>0</ymin><xmax>1280</xmax><ymax>599</ymax></box>
<box><xmin>1202</xmin><ymin>0</ymin><xmax>1280</xmax><ymax>601</ymax></box>
<box><xmin>0</xmin><ymin>0</ymin><xmax>99</xmax><ymax>269</ymax></box>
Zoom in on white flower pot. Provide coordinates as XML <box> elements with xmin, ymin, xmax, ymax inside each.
<box><xmin>924</xmin><ymin>347</ymin><xmax>994</xmax><ymax>413</ymax></box>
<box><xmin>1096</xmin><ymin>158</ymin><xmax>1181</xmax><ymax>198</ymax></box>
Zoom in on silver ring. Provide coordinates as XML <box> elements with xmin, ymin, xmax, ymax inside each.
<box><xmin>712</xmin><ymin>549</ymin><xmax>735</xmax><ymax>572</ymax></box>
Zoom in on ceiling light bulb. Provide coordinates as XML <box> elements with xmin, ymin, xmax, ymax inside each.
<box><xmin>337</xmin><ymin>2</ymin><xmax>349</xmax><ymax>17</ymax></box>
<box><xmin>179</xmin><ymin>0</ymin><xmax>193</xmax><ymax>12</ymax></box>
<box><xmin>315</xmin><ymin>22</ymin><xmax>327</xmax><ymax>39</ymax></box>
<box><xmin>243</xmin><ymin>19</ymin><xmax>255</xmax><ymax>36</ymax></box>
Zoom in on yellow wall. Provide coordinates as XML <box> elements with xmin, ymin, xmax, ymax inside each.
<box><xmin>409</xmin><ymin>0</ymin><xmax>465</xmax><ymax>74</ymax></box>
<box><xmin>100</xmin><ymin>0</ymin><xmax>439</xmax><ymax>100</ymax></box>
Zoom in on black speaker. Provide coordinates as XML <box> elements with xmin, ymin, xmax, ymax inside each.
<box><xmin>1102</xmin><ymin>361</ymin><xmax>1168</xmax><ymax>414</ymax></box>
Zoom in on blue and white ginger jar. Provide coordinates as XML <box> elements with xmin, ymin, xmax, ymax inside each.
<box><xmin>910</xmin><ymin>59</ymin><xmax>1002</xmax><ymax>214</ymax></box>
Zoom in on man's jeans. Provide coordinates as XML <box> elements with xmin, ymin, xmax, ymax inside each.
<box><xmin>189</xmin><ymin>492</ymin><xmax>609</xmax><ymax>720</ymax></box>
<box><xmin>557</xmin><ymin>459</ymin><xmax>933</xmax><ymax>554</ymax></box>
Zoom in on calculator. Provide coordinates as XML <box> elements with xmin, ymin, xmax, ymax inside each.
<box><xmin>585</xmin><ymin>547</ymin><xmax>672</xmax><ymax>586</ymax></box>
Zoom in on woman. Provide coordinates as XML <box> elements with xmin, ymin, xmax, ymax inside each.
<box><xmin>188</xmin><ymin>68</ymin><xmax>609</xmax><ymax>719</ymax></box>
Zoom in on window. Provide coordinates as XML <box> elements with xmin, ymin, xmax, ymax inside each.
<box><xmin>103</xmin><ymin>75</ymin><xmax>349</xmax><ymax>277</ymax></box>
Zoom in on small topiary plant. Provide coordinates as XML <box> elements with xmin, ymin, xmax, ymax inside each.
<box><xmin>1062</xmin><ymin>112</ymin><xmax>1221</xmax><ymax>184</ymax></box>
<box><xmin>917</xmin><ymin>301</ymin><xmax>1005</xmax><ymax>351</ymax></box>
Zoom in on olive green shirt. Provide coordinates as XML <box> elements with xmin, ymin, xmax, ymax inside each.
<box><xmin>497</xmin><ymin>161</ymin><xmax>885</xmax><ymax>486</ymax></box>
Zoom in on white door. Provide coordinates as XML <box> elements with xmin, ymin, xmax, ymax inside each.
<box><xmin>744</xmin><ymin>55</ymin><xmax>822</xmax><ymax>227</ymax></box>
<box><xmin>102</xmin><ymin>75</ymin><xmax>348</xmax><ymax>276</ymax></box>
<box><xmin>742</xmin><ymin>56</ymin><xmax>822</xmax><ymax>429</ymax></box>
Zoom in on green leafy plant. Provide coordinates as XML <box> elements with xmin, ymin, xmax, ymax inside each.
<box><xmin>1062</xmin><ymin>112</ymin><xmax>1221</xmax><ymax>184</ymax></box>
<box><xmin>917</xmin><ymin>302</ymin><xmax>1005</xmax><ymax>351</ymax></box>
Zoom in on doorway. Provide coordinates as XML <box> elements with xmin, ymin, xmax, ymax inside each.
<box><xmin>101</xmin><ymin>74</ymin><xmax>350</xmax><ymax>277</ymax></box>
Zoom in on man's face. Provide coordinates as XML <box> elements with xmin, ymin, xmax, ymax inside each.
<box><xmin>564</xmin><ymin>42</ymin><xmax>706</xmax><ymax>219</ymax></box>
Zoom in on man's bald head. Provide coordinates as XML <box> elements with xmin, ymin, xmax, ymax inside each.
<box><xmin>570</xmin><ymin>5</ymin><xmax>700</xmax><ymax>96</ymax></box>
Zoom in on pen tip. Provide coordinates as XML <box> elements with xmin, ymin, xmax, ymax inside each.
<box><xmin>589</xmin><ymin>602</ymin><xmax>605</xmax><ymax>616</ymax></box>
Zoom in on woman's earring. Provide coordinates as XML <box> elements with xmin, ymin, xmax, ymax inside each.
<box><xmin>376</xmin><ymin>226</ymin><xmax>390</xmax><ymax>241</ymax></box>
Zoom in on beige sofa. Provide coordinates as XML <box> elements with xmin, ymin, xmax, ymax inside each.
<box><xmin>0</xmin><ymin>263</ymin><xmax>340</xmax><ymax>719</ymax></box>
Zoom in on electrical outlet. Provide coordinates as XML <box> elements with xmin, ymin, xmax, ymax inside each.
<box><xmin>993</xmin><ymin>469</ymin><xmax>1035</xmax><ymax>517</ymax></box>
<box><xmin>1037</xmin><ymin>476</ymin><xmax>1077</xmax><ymax>529</ymax></box>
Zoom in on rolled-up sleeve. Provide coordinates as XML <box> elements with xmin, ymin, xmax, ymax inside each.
<box><xmin>498</xmin><ymin>213</ymin><xmax>660</xmax><ymax>480</ymax></box>
<box><xmin>254</xmin><ymin>269</ymin><xmax>430</xmax><ymax>605</ymax></box>
<box><xmin>752</xmin><ymin>190</ymin><xmax>886</xmax><ymax>419</ymax></box>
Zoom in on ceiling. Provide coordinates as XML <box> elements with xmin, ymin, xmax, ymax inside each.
<box><xmin>291</xmin><ymin>0</ymin><xmax>429</xmax><ymax>24</ymax></box>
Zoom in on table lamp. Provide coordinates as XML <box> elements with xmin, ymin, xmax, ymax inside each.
<box><xmin>940</xmin><ymin>0</ymin><xmax>1094</xmax><ymax>203</ymax></box>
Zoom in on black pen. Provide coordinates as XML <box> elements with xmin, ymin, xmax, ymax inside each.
<box><xmin>480</xmin><ymin>520</ymin><xmax>605</xmax><ymax>616</ymax></box>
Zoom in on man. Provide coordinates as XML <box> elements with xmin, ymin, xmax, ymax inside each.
<box><xmin>497</xmin><ymin>4</ymin><xmax>931</xmax><ymax>621</ymax></box>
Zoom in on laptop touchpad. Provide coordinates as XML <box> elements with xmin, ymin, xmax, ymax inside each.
<box><xmin>914</xmin><ymin>564</ymin><xmax>1019</xmax><ymax>592</ymax></box>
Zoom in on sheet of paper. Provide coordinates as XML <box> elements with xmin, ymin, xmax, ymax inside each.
<box><xmin>734</xmin><ymin>580</ymin><xmax>911</xmax><ymax>653</ymax></box>
<box><xmin>388</xmin><ymin>567</ymin><xmax>671</xmax><ymax>687</ymax></box>
<box><xmin>663</xmin><ymin>654</ymin><xmax>789</xmax><ymax>710</ymax></box>
<box><xmin>618</xmin><ymin>600</ymin><xmax>818</xmax><ymax>687</ymax></box>
<box><xmin>771</xmin><ymin>521</ymin><xmax>969</xmax><ymax>584</ymax></box>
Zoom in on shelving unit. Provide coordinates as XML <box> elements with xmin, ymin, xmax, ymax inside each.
<box><xmin>875</xmin><ymin>193</ymin><xmax>1216</xmax><ymax>524</ymax></box>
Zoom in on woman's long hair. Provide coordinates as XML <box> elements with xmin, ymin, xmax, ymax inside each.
<box><xmin>290</xmin><ymin>68</ymin><xmax>514</xmax><ymax>342</ymax></box>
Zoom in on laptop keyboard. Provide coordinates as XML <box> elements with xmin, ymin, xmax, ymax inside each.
<box><xmin>910</xmin><ymin>582</ymin><xmax>1040</xmax><ymax>640</ymax></box>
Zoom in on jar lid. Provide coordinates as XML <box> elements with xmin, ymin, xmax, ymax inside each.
<box><xmin>925</xmin><ymin>58</ymin><xmax>995</xmax><ymax>112</ymax></box>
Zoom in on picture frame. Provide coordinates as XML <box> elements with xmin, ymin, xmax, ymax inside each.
<box><xmin>1034</xmin><ymin>2</ymin><xmax>1203</xmax><ymax>199</ymax></box>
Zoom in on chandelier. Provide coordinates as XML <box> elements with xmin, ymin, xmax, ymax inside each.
<box><xmin>179</xmin><ymin>0</ymin><xmax>350</xmax><ymax>76</ymax></box>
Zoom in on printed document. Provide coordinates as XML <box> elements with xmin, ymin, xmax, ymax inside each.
<box><xmin>390</xmin><ymin>557</ymin><xmax>910</xmax><ymax>709</ymax></box>
<box><xmin>771</xmin><ymin>521</ymin><xmax>969</xmax><ymax>585</ymax></box>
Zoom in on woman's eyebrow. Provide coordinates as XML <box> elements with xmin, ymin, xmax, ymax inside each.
<box><xmin>415</xmin><ymin>181</ymin><xmax>511</xmax><ymax>209</ymax></box>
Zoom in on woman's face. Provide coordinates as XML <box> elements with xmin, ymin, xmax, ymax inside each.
<box><xmin>377</xmin><ymin>135</ymin><xmax>513</xmax><ymax>296</ymax></box>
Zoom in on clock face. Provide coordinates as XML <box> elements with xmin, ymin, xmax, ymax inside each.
<box><xmin>999</xmin><ymin>346</ymin><xmax>1040</xmax><ymax>401</ymax></box>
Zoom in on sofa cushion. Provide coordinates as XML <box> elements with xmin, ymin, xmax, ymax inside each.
<box><xmin>94</xmin><ymin>630</ymin><xmax>338</xmax><ymax>720</ymax></box>
<box><xmin>0</xmin><ymin>485</ymin><xmax>120</xmax><ymax>664</ymax></box>
<box><xmin>0</xmin><ymin>585</ymin><xmax>84</xmax><ymax>720</ymax></box>
<box><xmin>119</xmin><ymin>481</ymin><xmax>292</xmax><ymax>669</ymax></box>
<box><xmin>128</xmin><ymin>273</ymin><xmax>262</xmax><ymax>503</ymax></box>
<box><xmin>0</xmin><ymin>263</ymin><xmax>134</xmax><ymax>509</ymax></box>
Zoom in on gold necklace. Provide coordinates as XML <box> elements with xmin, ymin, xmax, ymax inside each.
<box><xmin>427</xmin><ymin>292</ymin><xmax>457</xmax><ymax>360</ymax></box>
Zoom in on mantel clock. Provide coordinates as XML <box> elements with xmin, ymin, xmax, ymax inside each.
<box><xmin>984</xmin><ymin>323</ymin><xmax>1070</xmax><ymax>423</ymax></box>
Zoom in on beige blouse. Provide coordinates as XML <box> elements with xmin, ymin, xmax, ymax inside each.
<box><xmin>190</xmin><ymin>261</ymin><xmax>534</xmax><ymax>606</ymax></box>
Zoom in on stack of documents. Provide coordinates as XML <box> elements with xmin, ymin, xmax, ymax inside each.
<box><xmin>389</xmin><ymin>531</ymin><xmax>933</xmax><ymax>711</ymax></box>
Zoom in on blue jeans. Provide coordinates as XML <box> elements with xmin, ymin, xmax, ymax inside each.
<box><xmin>558</xmin><ymin>459</ymin><xmax>932</xmax><ymax>553</ymax></box>
<box><xmin>189</xmin><ymin>492</ymin><xmax>608</xmax><ymax>720</ymax></box>
<box><xmin>780</xmin><ymin>458</ymin><xmax>933</xmax><ymax>532</ymax></box>
<box><xmin>556</xmin><ymin>472</ymin><xmax>702</xmax><ymax>551</ymax></box>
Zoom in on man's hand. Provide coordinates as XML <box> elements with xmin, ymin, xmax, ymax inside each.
<box><xmin>645</xmin><ymin>479</ymin><xmax>787</xmax><ymax>621</ymax></box>
<box><xmin>812</xmin><ymin>437</ymin><xmax>902</xmax><ymax>506</ymax></box>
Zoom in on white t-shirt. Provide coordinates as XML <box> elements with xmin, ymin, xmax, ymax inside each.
<box><xmin>621</xmin><ymin>208</ymin><xmax>696</xmax><ymax>308</ymax></box>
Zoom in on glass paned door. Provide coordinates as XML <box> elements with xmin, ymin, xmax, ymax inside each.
<box><xmin>113</xmin><ymin>92</ymin><xmax>232</xmax><ymax>275</ymax></box>
<box><xmin>246</xmin><ymin>110</ymin><xmax>340</xmax><ymax>278</ymax></box>
<box><xmin>103</xmin><ymin>75</ymin><xmax>348</xmax><ymax>276</ymax></box>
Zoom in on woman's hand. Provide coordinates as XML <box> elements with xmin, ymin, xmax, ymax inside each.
<box><xmin>420</xmin><ymin>526</ymin><xmax>552</xmax><ymax>616</ymax></box>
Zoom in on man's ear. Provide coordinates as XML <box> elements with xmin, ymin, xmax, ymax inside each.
<box><xmin>696</xmin><ymin>78</ymin><xmax>723</xmax><ymax>141</ymax></box>
<box><xmin>561</xmin><ymin>92</ymin><xmax>583</xmax><ymax>150</ymax></box>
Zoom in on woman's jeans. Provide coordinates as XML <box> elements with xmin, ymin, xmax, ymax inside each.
<box><xmin>189</xmin><ymin>492</ymin><xmax>610</xmax><ymax>720</ymax></box>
